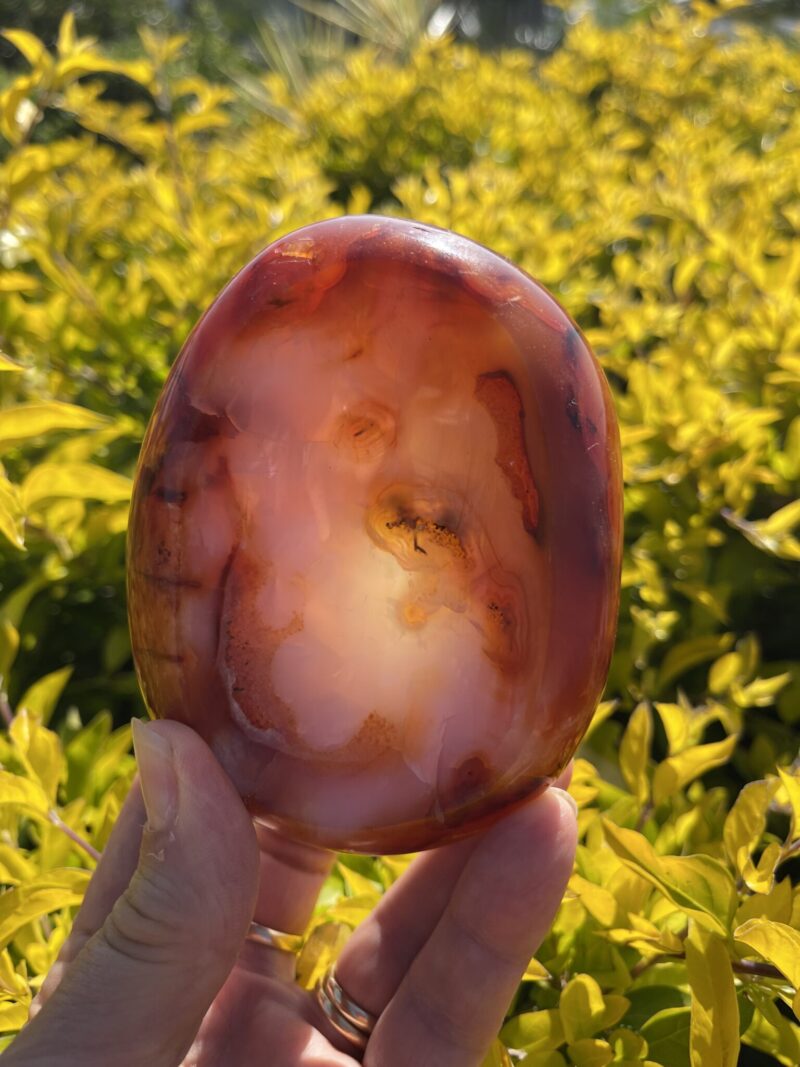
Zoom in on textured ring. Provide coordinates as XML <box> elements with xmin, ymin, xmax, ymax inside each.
<box><xmin>316</xmin><ymin>967</ymin><xmax>377</xmax><ymax>1051</ymax></box>
<box><xmin>246</xmin><ymin>921</ymin><xmax>304</xmax><ymax>954</ymax></box>
<box><xmin>324</xmin><ymin>967</ymin><xmax>379</xmax><ymax>1032</ymax></box>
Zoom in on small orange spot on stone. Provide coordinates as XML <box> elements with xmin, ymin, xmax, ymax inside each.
<box><xmin>402</xmin><ymin>602</ymin><xmax>428</xmax><ymax>628</ymax></box>
<box><xmin>333</xmin><ymin>403</ymin><xmax>396</xmax><ymax>464</ymax></box>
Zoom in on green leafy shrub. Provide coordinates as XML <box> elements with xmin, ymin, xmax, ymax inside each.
<box><xmin>0</xmin><ymin>3</ymin><xmax>798</xmax><ymax>1062</ymax></box>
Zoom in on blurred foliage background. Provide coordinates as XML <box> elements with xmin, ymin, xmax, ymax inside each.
<box><xmin>0</xmin><ymin>0</ymin><xmax>799</xmax><ymax>1063</ymax></box>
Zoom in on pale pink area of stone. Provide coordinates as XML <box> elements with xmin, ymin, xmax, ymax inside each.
<box><xmin>128</xmin><ymin>216</ymin><xmax>622</xmax><ymax>853</ymax></box>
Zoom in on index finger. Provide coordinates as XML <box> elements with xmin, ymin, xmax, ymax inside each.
<box><xmin>365</xmin><ymin>788</ymin><xmax>577</xmax><ymax>1067</ymax></box>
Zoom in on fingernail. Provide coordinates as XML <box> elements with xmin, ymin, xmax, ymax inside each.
<box><xmin>550</xmin><ymin>787</ymin><xmax>578</xmax><ymax>819</ymax></box>
<box><xmin>132</xmin><ymin>719</ymin><xmax>178</xmax><ymax>833</ymax></box>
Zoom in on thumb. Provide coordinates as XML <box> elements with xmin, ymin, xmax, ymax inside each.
<box><xmin>10</xmin><ymin>720</ymin><xmax>260</xmax><ymax>1067</ymax></box>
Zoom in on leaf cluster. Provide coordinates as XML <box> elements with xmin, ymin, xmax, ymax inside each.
<box><xmin>0</xmin><ymin>4</ymin><xmax>798</xmax><ymax>1063</ymax></box>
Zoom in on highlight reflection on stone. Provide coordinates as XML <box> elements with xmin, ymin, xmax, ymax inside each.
<box><xmin>127</xmin><ymin>216</ymin><xmax>623</xmax><ymax>853</ymax></box>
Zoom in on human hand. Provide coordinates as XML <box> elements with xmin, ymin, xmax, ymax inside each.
<box><xmin>4</xmin><ymin>720</ymin><xmax>577</xmax><ymax>1067</ymax></box>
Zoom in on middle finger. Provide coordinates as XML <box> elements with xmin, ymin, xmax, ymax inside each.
<box><xmin>328</xmin><ymin>766</ymin><xmax>574</xmax><ymax>1021</ymax></box>
<box><xmin>239</xmin><ymin>822</ymin><xmax>335</xmax><ymax>981</ymax></box>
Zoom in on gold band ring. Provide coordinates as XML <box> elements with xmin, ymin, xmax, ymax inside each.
<box><xmin>246</xmin><ymin>921</ymin><xmax>304</xmax><ymax>954</ymax></box>
<box><xmin>316</xmin><ymin>967</ymin><xmax>377</xmax><ymax>1052</ymax></box>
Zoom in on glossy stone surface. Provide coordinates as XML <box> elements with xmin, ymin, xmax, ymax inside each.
<box><xmin>127</xmin><ymin>216</ymin><xmax>622</xmax><ymax>853</ymax></box>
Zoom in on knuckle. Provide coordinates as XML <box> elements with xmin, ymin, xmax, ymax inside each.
<box><xmin>102</xmin><ymin>865</ymin><xmax>194</xmax><ymax>965</ymax></box>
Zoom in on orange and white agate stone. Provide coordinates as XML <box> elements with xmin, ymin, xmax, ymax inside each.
<box><xmin>127</xmin><ymin>216</ymin><xmax>622</xmax><ymax>853</ymax></box>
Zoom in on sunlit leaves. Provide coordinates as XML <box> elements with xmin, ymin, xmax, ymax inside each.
<box><xmin>0</xmin><ymin>870</ymin><xmax>90</xmax><ymax>950</ymax></box>
<box><xmin>603</xmin><ymin>822</ymin><xmax>737</xmax><ymax>935</ymax></box>
<box><xmin>21</xmin><ymin>464</ymin><xmax>131</xmax><ymax>509</ymax></box>
<box><xmin>502</xmin><ymin>1009</ymin><xmax>564</xmax><ymax>1054</ymax></box>
<box><xmin>735</xmin><ymin>920</ymin><xmax>800</xmax><ymax>1018</ymax></box>
<box><xmin>0</xmin><ymin>3</ymin><xmax>797</xmax><ymax>1063</ymax></box>
<box><xmin>16</xmin><ymin>667</ymin><xmax>73</xmax><ymax>727</ymax></box>
<box><xmin>685</xmin><ymin>924</ymin><xmax>739</xmax><ymax>1067</ymax></box>
<box><xmin>0</xmin><ymin>404</ymin><xmax>107</xmax><ymax>446</ymax></box>
<box><xmin>0</xmin><ymin>30</ymin><xmax>53</xmax><ymax>73</ymax></box>
<box><xmin>618</xmin><ymin>703</ymin><xmax>652</xmax><ymax>805</ymax></box>
<box><xmin>723</xmin><ymin>778</ymin><xmax>781</xmax><ymax>893</ymax></box>
<box><xmin>560</xmin><ymin>975</ymin><xmax>629</xmax><ymax>1044</ymax></box>
<box><xmin>651</xmin><ymin>734</ymin><xmax>738</xmax><ymax>807</ymax></box>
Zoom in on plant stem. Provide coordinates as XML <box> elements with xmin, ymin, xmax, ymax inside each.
<box><xmin>778</xmin><ymin>837</ymin><xmax>800</xmax><ymax>865</ymax></box>
<box><xmin>0</xmin><ymin>691</ymin><xmax>14</xmax><ymax>728</ymax></box>
<box><xmin>630</xmin><ymin>952</ymin><xmax>785</xmax><ymax>983</ymax></box>
<box><xmin>48</xmin><ymin>809</ymin><xmax>101</xmax><ymax>862</ymax></box>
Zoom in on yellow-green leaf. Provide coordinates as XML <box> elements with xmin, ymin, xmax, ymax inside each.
<box><xmin>17</xmin><ymin>667</ymin><xmax>73</xmax><ymax>727</ymax></box>
<box><xmin>567</xmin><ymin>1038</ymin><xmax>613</xmax><ymax>1067</ymax></box>
<box><xmin>0</xmin><ymin>352</ymin><xmax>23</xmax><ymax>373</ymax></box>
<box><xmin>641</xmin><ymin>1006</ymin><xmax>692</xmax><ymax>1067</ymax></box>
<box><xmin>295</xmin><ymin>921</ymin><xmax>349</xmax><ymax>991</ymax></box>
<box><xmin>0</xmin><ymin>272</ymin><xmax>38</xmax><ymax>293</ymax></box>
<box><xmin>735</xmin><ymin>919</ymin><xmax>800</xmax><ymax>1017</ymax></box>
<box><xmin>324</xmin><ymin>895</ymin><xmax>376</xmax><ymax>928</ymax></box>
<box><xmin>0</xmin><ymin>949</ymin><xmax>27</xmax><ymax>996</ymax></box>
<box><xmin>619</xmin><ymin>702</ymin><xmax>652</xmax><ymax>804</ymax></box>
<box><xmin>657</xmin><ymin>634</ymin><xmax>735</xmax><ymax>690</ymax></box>
<box><xmin>9</xmin><ymin>709</ymin><xmax>65</xmax><ymax>804</ymax></box>
<box><xmin>0</xmin><ymin>770</ymin><xmax>48</xmax><ymax>814</ymax></box>
<box><xmin>569</xmin><ymin>874</ymin><xmax>619</xmax><ymax>927</ymax></box>
<box><xmin>733</xmin><ymin>673</ymin><xmax>792</xmax><ymax>709</ymax></box>
<box><xmin>777</xmin><ymin>768</ymin><xmax>800</xmax><ymax>842</ymax></box>
<box><xmin>0</xmin><ymin>998</ymin><xmax>30</xmax><ymax>1033</ymax></box>
<box><xmin>0</xmin><ymin>477</ymin><xmax>24</xmax><ymax>550</ymax></box>
<box><xmin>603</xmin><ymin>821</ymin><xmax>736</xmax><ymax>935</ymax></box>
<box><xmin>337</xmin><ymin>863</ymin><xmax>382</xmax><ymax>899</ymax></box>
<box><xmin>652</xmin><ymin>734</ymin><xmax>738</xmax><ymax>807</ymax></box>
<box><xmin>0</xmin><ymin>618</ymin><xmax>19</xmax><ymax>680</ymax></box>
<box><xmin>723</xmin><ymin>778</ymin><xmax>781</xmax><ymax>893</ymax></box>
<box><xmin>758</xmin><ymin>499</ymin><xmax>800</xmax><ymax>538</ymax></box>
<box><xmin>736</xmin><ymin>876</ymin><xmax>793</xmax><ymax>927</ymax></box>
<box><xmin>501</xmin><ymin>1009</ymin><xmax>564</xmax><ymax>1052</ymax></box>
<box><xmin>56</xmin><ymin>10</ymin><xmax>77</xmax><ymax>55</ymax></box>
<box><xmin>743</xmin><ymin>991</ymin><xmax>800</xmax><ymax>1066</ymax></box>
<box><xmin>559</xmin><ymin>974</ymin><xmax>606</xmax><ymax>1044</ymax></box>
<box><xmin>0</xmin><ymin>869</ymin><xmax>90</xmax><ymax>949</ymax></box>
<box><xmin>520</xmin><ymin>1054</ymin><xmax>566</xmax><ymax>1067</ymax></box>
<box><xmin>1</xmin><ymin>29</ymin><xmax>51</xmax><ymax>70</ymax></box>
<box><xmin>608</xmin><ymin>1027</ymin><xmax>648</xmax><ymax>1060</ymax></box>
<box><xmin>652</xmin><ymin>702</ymin><xmax>691</xmax><ymax>756</ymax></box>
<box><xmin>686</xmin><ymin>923</ymin><xmax>739</xmax><ymax>1067</ymax></box>
<box><xmin>480</xmin><ymin>1039</ymin><xmax>513</xmax><ymax>1067</ymax></box>
<box><xmin>583</xmin><ymin>700</ymin><xmax>619</xmax><ymax>742</ymax></box>
<box><xmin>0</xmin><ymin>403</ymin><xmax>107</xmax><ymax>445</ymax></box>
<box><xmin>21</xmin><ymin>463</ymin><xmax>132</xmax><ymax>509</ymax></box>
<box><xmin>522</xmin><ymin>957</ymin><xmax>552</xmax><ymax>981</ymax></box>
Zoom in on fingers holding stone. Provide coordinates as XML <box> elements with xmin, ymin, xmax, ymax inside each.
<box><xmin>327</xmin><ymin>766</ymin><xmax>574</xmax><ymax>1027</ymax></box>
<box><xmin>364</xmin><ymin>788</ymin><xmax>577</xmax><ymax>1067</ymax></box>
<box><xmin>326</xmin><ymin>833</ymin><xmax>481</xmax><ymax>1025</ymax></box>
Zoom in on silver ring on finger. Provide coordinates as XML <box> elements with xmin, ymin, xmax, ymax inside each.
<box><xmin>316</xmin><ymin>966</ymin><xmax>378</xmax><ymax>1052</ymax></box>
<box><xmin>246</xmin><ymin>921</ymin><xmax>304</xmax><ymax>954</ymax></box>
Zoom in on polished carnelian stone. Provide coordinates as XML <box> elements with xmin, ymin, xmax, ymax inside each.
<box><xmin>127</xmin><ymin>216</ymin><xmax>622</xmax><ymax>853</ymax></box>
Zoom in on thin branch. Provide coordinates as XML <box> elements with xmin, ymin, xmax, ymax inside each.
<box><xmin>733</xmin><ymin>959</ymin><xmax>786</xmax><ymax>981</ymax></box>
<box><xmin>630</xmin><ymin>951</ymin><xmax>786</xmax><ymax>983</ymax></box>
<box><xmin>48</xmin><ymin>809</ymin><xmax>101</xmax><ymax>862</ymax></box>
<box><xmin>629</xmin><ymin>952</ymin><xmax>683</xmax><ymax>979</ymax></box>
<box><xmin>635</xmin><ymin>802</ymin><xmax>654</xmax><ymax>832</ymax></box>
<box><xmin>0</xmin><ymin>690</ymin><xmax>14</xmax><ymax>728</ymax></box>
<box><xmin>778</xmin><ymin>837</ymin><xmax>800</xmax><ymax>866</ymax></box>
